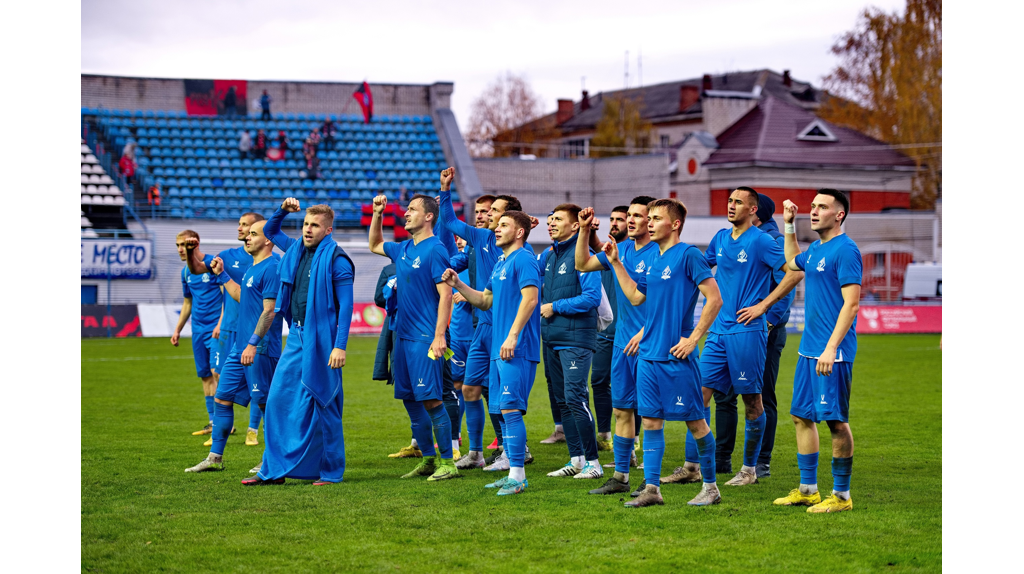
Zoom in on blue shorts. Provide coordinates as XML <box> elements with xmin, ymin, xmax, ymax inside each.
<box><xmin>215</xmin><ymin>351</ymin><xmax>279</xmax><ymax>407</ymax></box>
<box><xmin>610</xmin><ymin>347</ymin><xmax>639</xmax><ymax>410</ymax></box>
<box><xmin>791</xmin><ymin>356</ymin><xmax>853</xmax><ymax>423</ymax></box>
<box><xmin>191</xmin><ymin>330</ymin><xmax>213</xmax><ymax>378</ymax></box>
<box><xmin>450</xmin><ymin>339</ymin><xmax>470</xmax><ymax>383</ymax></box>
<box><xmin>489</xmin><ymin>358</ymin><xmax>537</xmax><ymax>414</ymax></box>
<box><xmin>213</xmin><ymin>330</ymin><xmax>236</xmax><ymax>374</ymax></box>
<box><xmin>463</xmin><ymin>322</ymin><xmax>493</xmax><ymax>387</ymax></box>
<box><xmin>636</xmin><ymin>356</ymin><xmax>704</xmax><ymax>422</ymax></box>
<box><xmin>700</xmin><ymin>330</ymin><xmax>767</xmax><ymax>395</ymax></box>
<box><xmin>392</xmin><ymin>337</ymin><xmax>443</xmax><ymax>402</ymax></box>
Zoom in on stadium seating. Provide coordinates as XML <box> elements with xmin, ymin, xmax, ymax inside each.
<box><xmin>81</xmin><ymin>139</ymin><xmax>127</xmax><ymax>231</ymax></box>
<box><xmin>81</xmin><ymin>109</ymin><xmax>458</xmax><ymax>226</ymax></box>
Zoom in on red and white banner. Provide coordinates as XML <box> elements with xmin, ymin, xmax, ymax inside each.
<box><xmin>350</xmin><ymin>302</ymin><xmax>387</xmax><ymax>335</ymax></box>
<box><xmin>856</xmin><ymin>305</ymin><xmax>941</xmax><ymax>334</ymax></box>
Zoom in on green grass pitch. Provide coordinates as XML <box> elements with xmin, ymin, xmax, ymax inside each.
<box><xmin>82</xmin><ymin>334</ymin><xmax>941</xmax><ymax>572</ymax></box>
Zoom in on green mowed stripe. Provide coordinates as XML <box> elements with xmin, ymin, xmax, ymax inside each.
<box><xmin>82</xmin><ymin>334</ymin><xmax>941</xmax><ymax>573</ymax></box>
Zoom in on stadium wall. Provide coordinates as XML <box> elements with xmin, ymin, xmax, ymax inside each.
<box><xmin>81</xmin><ymin>74</ymin><xmax>453</xmax><ymax>117</ymax></box>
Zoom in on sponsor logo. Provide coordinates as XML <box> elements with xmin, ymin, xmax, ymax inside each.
<box><xmin>412</xmin><ymin>256</ymin><xmax>421</xmax><ymax>269</ymax></box>
<box><xmin>482</xmin><ymin>245</ymin><xmax>489</xmax><ymax>252</ymax></box>
<box><xmin>739</xmin><ymin>371</ymin><xmax>747</xmax><ymax>381</ymax></box>
<box><xmin>737</xmin><ymin>249</ymin><xmax>748</xmax><ymax>263</ymax></box>
<box><xmin>502</xmin><ymin>385</ymin><xmax>511</xmax><ymax>395</ymax></box>
<box><xmin>386</xmin><ymin>277</ymin><xmax>397</xmax><ymax>289</ymax></box>
<box><xmin>661</xmin><ymin>266</ymin><xmax>672</xmax><ymax>280</ymax></box>
<box><xmin>252</xmin><ymin>383</ymin><xmax>260</xmax><ymax>393</ymax></box>
<box><xmin>416</xmin><ymin>378</ymin><xmax>425</xmax><ymax>387</ymax></box>
<box><xmin>816</xmin><ymin>257</ymin><xmax>826</xmax><ymax>272</ymax></box>
<box><xmin>232</xmin><ymin>261</ymin><xmax>239</xmax><ymax>268</ymax></box>
<box><xmin>820</xmin><ymin>394</ymin><xmax>828</xmax><ymax>405</ymax></box>
<box><xmin>717</xmin><ymin>247</ymin><xmax>722</xmax><ymax>257</ymax></box>
<box><xmin>675</xmin><ymin>396</ymin><xmax>685</xmax><ymax>406</ymax></box>
<box><xmin>570</xmin><ymin>361</ymin><xmax>578</xmax><ymax>370</ymax></box>
<box><xmin>558</xmin><ymin>262</ymin><xmax>567</xmax><ymax>275</ymax></box>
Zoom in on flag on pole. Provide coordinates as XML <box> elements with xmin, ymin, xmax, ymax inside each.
<box><xmin>353</xmin><ymin>82</ymin><xmax>373</xmax><ymax>124</ymax></box>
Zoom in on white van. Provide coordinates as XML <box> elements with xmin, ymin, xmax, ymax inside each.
<box><xmin>902</xmin><ymin>263</ymin><xmax>942</xmax><ymax>300</ymax></box>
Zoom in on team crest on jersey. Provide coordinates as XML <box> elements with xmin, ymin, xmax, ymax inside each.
<box><xmin>675</xmin><ymin>396</ymin><xmax>685</xmax><ymax>406</ymax></box>
<box><xmin>412</xmin><ymin>256</ymin><xmax>421</xmax><ymax>269</ymax></box>
<box><xmin>558</xmin><ymin>263</ymin><xmax>567</xmax><ymax>275</ymax></box>
<box><xmin>737</xmin><ymin>249</ymin><xmax>748</xmax><ymax>263</ymax></box>
<box><xmin>816</xmin><ymin>258</ymin><xmax>826</xmax><ymax>272</ymax></box>
<box><xmin>246</xmin><ymin>276</ymin><xmax>254</xmax><ymax>287</ymax></box>
<box><xmin>202</xmin><ymin>273</ymin><xmax>210</xmax><ymax>283</ymax></box>
<box><xmin>635</xmin><ymin>260</ymin><xmax>646</xmax><ymax>273</ymax></box>
<box><xmin>661</xmin><ymin>266</ymin><xmax>672</xmax><ymax>280</ymax></box>
<box><xmin>499</xmin><ymin>267</ymin><xmax>508</xmax><ymax>281</ymax></box>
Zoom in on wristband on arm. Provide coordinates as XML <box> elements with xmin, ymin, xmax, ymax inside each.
<box><xmin>248</xmin><ymin>334</ymin><xmax>261</xmax><ymax>346</ymax></box>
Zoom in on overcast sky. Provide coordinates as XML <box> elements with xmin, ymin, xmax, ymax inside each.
<box><xmin>82</xmin><ymin>0</ymin><xmax>906</xmax><ymax>127</ymax></box>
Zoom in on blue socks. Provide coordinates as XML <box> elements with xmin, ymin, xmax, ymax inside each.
<box><xmin>205</xmin><ymin>396</ymin><xmax>215</xmax><ymax>423</ymax></box>
<box><xmin>490</xmin><ymin>412</ymin><xmax>504</xmax><ymax>447</ymax></box>
<box><xmin>695</xmin><ymin>432</ymin><xmax>717</xmax><ymax>483</ymax></box>
<box><xmin>613</xmin><ymin>434</ymin><xmax>633</xmax><ymax>475</ymax></box>
<box><xmin>465</xmin><ymin>399</ymin><xmax>485</xmax><ymax>452</ymax></box>
<box><xmin>248</xmin><ymin>402</ymin><xmax>263</xmax><ymax>430</ymax></box>
<box><xmin>832</xmin><ymin>456</ymin><xmax>853</xmax><ymax>493</ymax></box>
<box><xmin>743</xmin><ymin>412</ymin><xmax>767</xmax><ymax>468</ymax></box>
<box><xmin>456</xmin><ymin>388</ymin><xmax>465</xmax><ymax>431</ymax></box>
<box><xmin>426</xmin><ymin>404</ymin><xmax>453</xmax><ymax>460</ymax></box>
<box><xmin>211</xmin><ymin>402</ymin><xmax>233</xmax><ymax>456</ymax></box>
<box><xmin>685</xmin><ymin>406</ymin><xmax>712</xmax><ymax>463</ymax></box>
<box><xmin>498</xmin><ymin>416</ymin><xmax>508</xmax><ymax>450</ymax></box>
<box><xmin>797</xmin><ymin>452</ymin><xmax>819</xmax><ymax>485</ymax></box>
<box><xmin>503</xmin><ymin>411</ymin><xmax>526</xmax><ymax>468</ymax></box>
<box><xmin>403</xmin><ymin>400</ymin><xmax>435</xmax><ymax>457</ymax></box>
<box><xmin>642</xmin><ymin>429</ymin><xmax>665</xmax><ymax>487</ymax></box>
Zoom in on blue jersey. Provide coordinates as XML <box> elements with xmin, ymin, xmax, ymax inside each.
<box><xmin>704</xmin><ymin>227</ymin><xmax>785</xmax><ymax>334</ymax></box>
<box><xmin>450</xmin><ymin>261</ymin><xmax>474</xmax><ymax>342</ymax></box>
<box><xmin>635</xmin><ymin>242</ymin><xmax>714</xmax><ymax>362</ymax></box>
<box><xmin>216</xmin><ymin>246</ymin><xmax>253</xmax><ymax>332</ymax></box>
<box><xmin>235</xmin><ymin>254</ymin><xmax>285</xmax><ymax>358</ymax></box>
<box><xmin>486</xmin><ymin>247</ymin><xmax>542</xmax><ymax>362</ymax></box>
<box><xmin>383</xmin><ymin>236</ymin><xmax>450</xmax><ymax>342</ymax></box>
<box><xmin>181</xmin><ymin>267</ymin><xmax>222</xmax><ymax>334</ymax></box>
<box><xmin>597</xmin><ymin>239</ymin><xmax>659</xmax><ymax>349</ymax></box>
<box><xmin>794</xmin><ymin>234</ymin><xmax>862</xmax><ymax>362</ymax></box>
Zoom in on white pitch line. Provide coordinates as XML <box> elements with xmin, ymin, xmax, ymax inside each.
<box><xmin>83</xmin><ymin>356</ymin><xmax>193</xmax><ymax>362</ymax></box>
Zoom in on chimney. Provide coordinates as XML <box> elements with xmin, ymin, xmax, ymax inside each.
<box><xmin>679</xmin><ymin>85</ymin><xmax>699</xmax><ymax>112</ymax></box>
<box><xmin>783</xmin><ymin>70</ymin><xmax>792</xmax><ymax>87</ymax></box>
<box><xmin>556</xmin><ymin>99</ymin><xmax>574</xmax><ymax>124</ymax></box>
<box><xmin>581</xmin><ymin>90</ymin><xmax>591</xmax><ymax>111</ymax></box>
<box><xmin>702</xmin><ymin>74</ymin><xmax>712</xmax><ymax>92</ymax></box>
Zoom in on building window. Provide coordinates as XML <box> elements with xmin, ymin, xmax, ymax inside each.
<box><xmin>561</xmin><ymin>139</ymin><xmax>587</xmax><ymax>159</ymax></box>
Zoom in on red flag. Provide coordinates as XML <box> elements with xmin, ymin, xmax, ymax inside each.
<box><xmin>353</xmin><ymin>82</ymin><xmax>373</xmax><ymax>124</ymax></box>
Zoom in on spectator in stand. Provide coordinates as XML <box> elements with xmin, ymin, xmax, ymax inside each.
<box><xmin>306</xmin><ymin>154</ymin><xmax>321</xmax><ymax>180</ymax></box>
<box><xmin>122</xmin><ymin>141</ymin><xmax>137</xmax><ymax>162</ymax></box>
<box><xmin>277</xmin><ymin>130</ymin><xmax>289</xmax><ymax>155</ymax></box>
<box><xmin>148</xmin><ymin>183</ymin><xmax>162</xmax><ymax>206</ymax></box>
<box><xmin>223</xmin><ymin>86</ymin><xmax>238</xmax><ymax>118</ymax></box>
<box><xmin>260</xmin><ymin>90</ymin><xmax>272</xmax><ymax>121</ymax></box>
<box><xmin>319</xmin><ymin>118</ymin><xmax>336</xmax><ymax>150</ymax></box>
<box><xmin>239</xmin><ymin>130</ymin><xmax>251</xmax><ymax>160</ymax></box>
<box><xmin>308</xmin><ymin>130</ymin><xmax>321</xmax><ymax>150</ymax></box>
<box><xmin>254</xmin><ymin>129</ymin><xmax>268</xmax><ymax>160</ymax></box>
<box><xmin>119</xmin><ymin>152</ymin><xmax>136</xmax><ymax>186</ymax></box>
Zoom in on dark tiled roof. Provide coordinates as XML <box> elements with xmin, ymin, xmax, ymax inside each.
<box><xmin>553</xmin><ymin>69</ymin><xmax>820</xmax><ymax>130</ymax></box>
<box><xmin>704</xmin><ymin>95</ymin><xmax>916</xmax><ymax>169</ymax></box>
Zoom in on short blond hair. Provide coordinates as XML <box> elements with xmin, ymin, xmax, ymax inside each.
<box><xmin>306</xmin><ymin>204</ymin><xmax>335</xmax><ymax>225</ymax></box>
<box><xmin>176</xmin><ymin>229</ymin><xmax>200</xmax><ymax>241</ymax></box>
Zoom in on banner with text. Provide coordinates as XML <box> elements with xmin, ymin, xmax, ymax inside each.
<box><xmin>134</xmin><ymin>303</ymin><xmax>386</xmax><ymax>337</ymax></box>
<box><xmin>82</xmin><ymin>239</ymin><xmax>153</xmax><ymax>279</ymax></box>
<box><xmin>350</xmin><ymin>302</ymin><xmax>387</xmax><ymax>335</ymax></box>
<box><xmin>857</xmin><ymin>305</ymin><xmax>941</xmax><ymax>334</ymax></box>
<box><xmin>82</xmin><ymin>305</ymin><xmax>142</xmax><ymax>337</ymax></box>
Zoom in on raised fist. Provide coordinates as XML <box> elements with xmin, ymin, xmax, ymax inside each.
<box><xmin>372</xmin><ymin>194</ymin><xmax>388</xmax><ymax>214</ymax></box>
<box><xmin>440</xmin><ymin>167</ymin><xmax>455</xmax><ymax>191</ymax></box>
<box><xmin>441</xmin><ymin>268</ymin><xmax>459</xmax><ymax>287</ymax></box>
<box><xmin>529</xmin><ymin>216</ymin><xmax>540</xmax><ymax>229</ymax></box>
<box><xmin>578</xmin><ymin>207</ymin><xmax>595</xmax><ymax>229</ymax></box>
<box><xmin>282</xmin><ymin>197</ymin><xmax>301</xmax><ymax>212</ymax></box>
<box><xmin>782</xmin><ymin>200</ymin><xmax>798</xmax><ymax>224</ymax></box>
<box><xmin>210</xmin><ymin>256</ymin><xmax>225</xmax><ymax>275</ymax></box>
<box><xmin>184</xmin><ymin>237</ymin><xmax>199</xmax><ymax>250</ymax></box>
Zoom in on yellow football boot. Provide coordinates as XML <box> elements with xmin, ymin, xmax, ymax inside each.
<box><xmin>245</xmin><ymin>429</ymin><xmax>259</xmax><ymax>446</ymax></box>
<box><xmin>807</xmin><ymin>493</ymin><xmax>853</xmax><ymax>513</ymax></box>
<box><xmin>773</xmin><ymin>488</ymin><xmax>822</xmax><ymax>507</ymax></box>
<box><xmin>388</xmin><ymin>445</ymin><xmax>423</xmax><ymax>458</ymax></box>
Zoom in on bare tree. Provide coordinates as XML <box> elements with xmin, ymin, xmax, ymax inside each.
<box><xmin>466</xmin><ymin>72</ymin><xmax>545</xmax><ymax>157</ymax></box>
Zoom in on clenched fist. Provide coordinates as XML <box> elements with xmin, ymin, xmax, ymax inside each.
<box><xmin>782</xmin><ymin>200</ymin><xmax>798</xmax><ymax>224</ymax></box>
<box><xmin>578</xmin><ymin>207</ymin><xmax>595</xmax><ymax>229</ymax></box>
<box><xmin>440</xmin><ymin>167</ymin><xmax>455</xmax><ymax>191</ymax></box>
<box><xmin>372</xmin><ymin>194</ymin><xmax>388</xmax><ymax>214</ymax></box>
<box><xmin>210</xmin><ymin>256</ymin><xmax>225</xmax><ymax>275</ymax></box>
<box><xmin>282</xmin><ymin>197</ymin><xmax>301</xmax><ymax>212</ymax></box>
